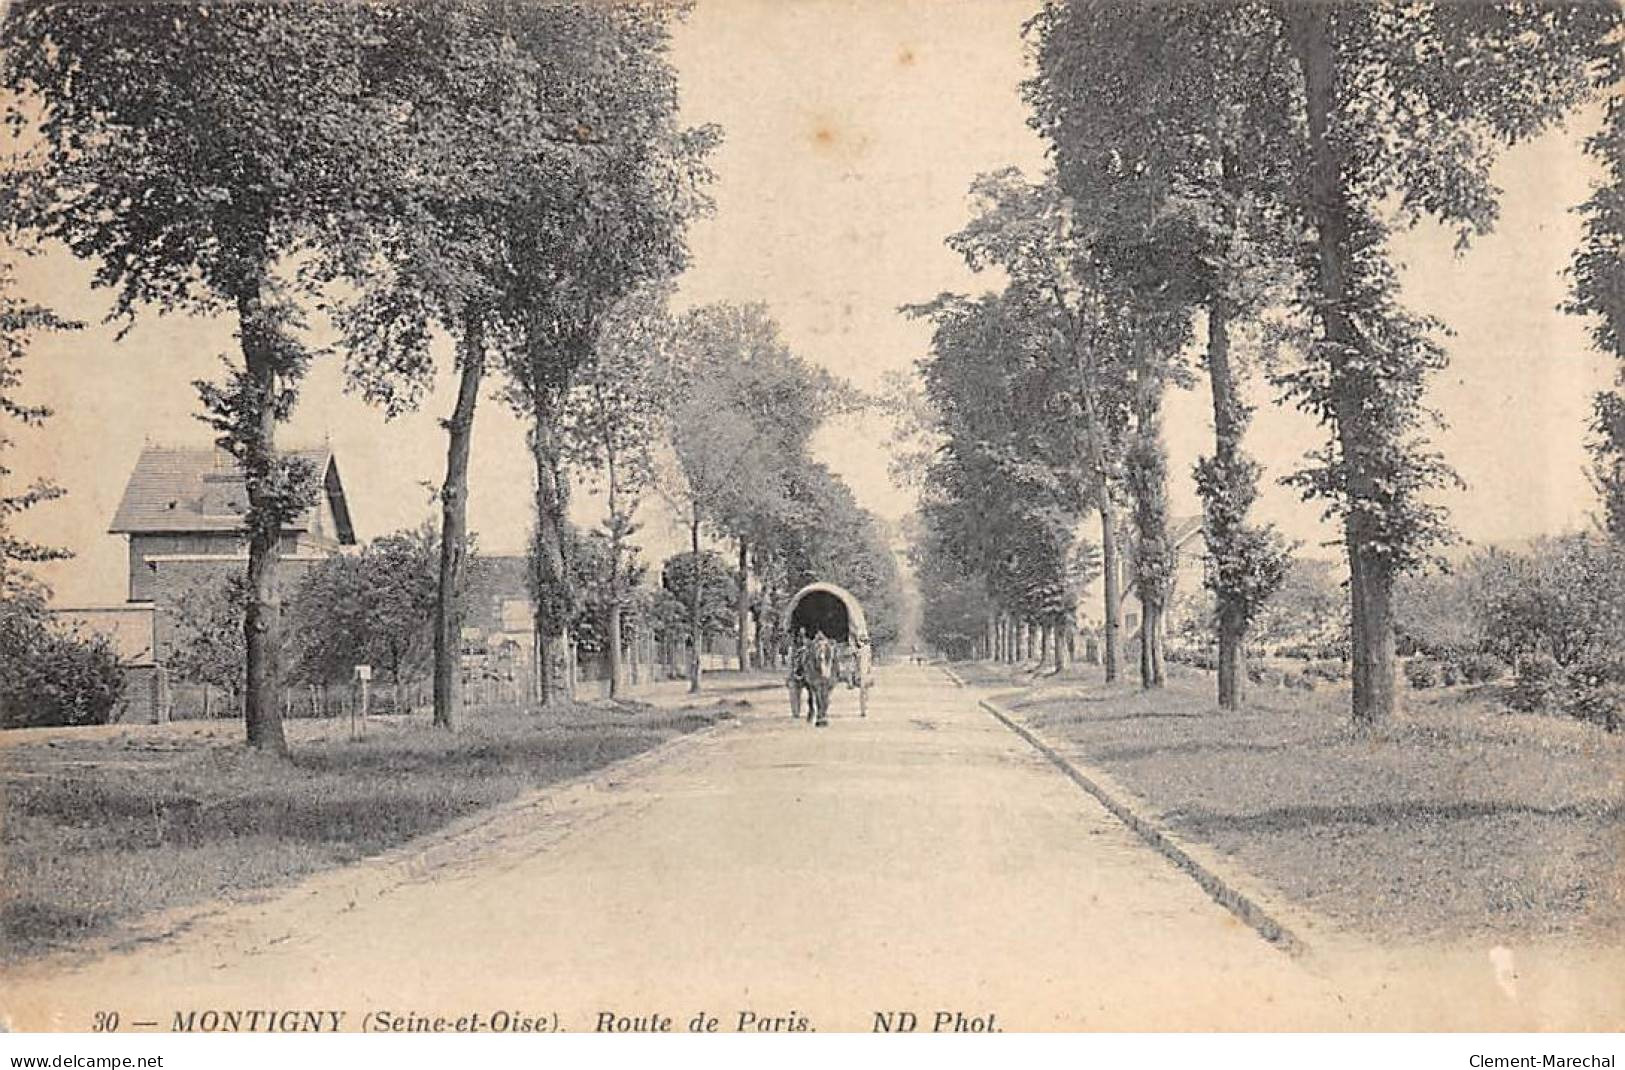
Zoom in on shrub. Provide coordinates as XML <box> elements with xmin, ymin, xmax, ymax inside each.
<box><xmin>1510</xmin><ymin>652</ymin><xmax>1567</xmax><ymax>713</ymax></box>
<box><xmin>0</xmin><ymin>603</ymin><xmax>125</xmax><ymax>729</ymax></box>
<box><xmin>1404</xmin><ymin>658</ymin><xmax>1441</xmax><ymax>690</ymax></box>
<box><xmin>1452</xmin><ymin>652</ymin><xmax>1507</xmax><ymax>685</ymax></box>
<box><xmin>1480</xmin><ymin>537</ymin><xmax>1625</xmax><ymax>669</ymax></box>
<box><xmin>1564</xmin><ymin>653</ymin><xmax>1625</xmax><ymax>732</ymax></box>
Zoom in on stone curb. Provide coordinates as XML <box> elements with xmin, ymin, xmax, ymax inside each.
<box><xmin>976</xmin><ymin>693</ymin><xmax>1320</xmax><ymax>959</ymax></box>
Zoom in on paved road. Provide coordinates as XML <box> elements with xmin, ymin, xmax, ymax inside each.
<box><xmin>4</xmin><ymin>666</ymin><xmax>1614</xmax><ymax>1031</ymax></box>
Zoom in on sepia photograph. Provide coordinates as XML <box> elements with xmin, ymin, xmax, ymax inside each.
<box><xmin>0</xmin><ymin>0</ymin><xmax>1622</xmax><ymax>1051</ymax></box>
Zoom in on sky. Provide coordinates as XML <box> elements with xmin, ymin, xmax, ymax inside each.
<box><xmin>8</xmin><ymin>0</ymin><xmax>1614</xmax><ymax>608</ymax></box>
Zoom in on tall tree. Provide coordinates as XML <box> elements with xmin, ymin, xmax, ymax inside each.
<box><xmin>496</xmin><ymin>3</ymin><xmax>716</xmax><ymax>708</ymax></box>
<box><xmin>332</xmin><ymin>1</ymin><xmax>558</xmax><ymax>731</ymax></box>
<box><xmin>937</xmin><ymin>171</ymin><xmax>1136</xmax><ymax>680</ymax></box>
<box><xmin>908</xmin><ymin>288</ymin><xmax>1091</xmax><ymax>669</ymax></box>
<box><xmin>1277</xmin><ymin>1</ymin><xmax>1611</xmax><ymax>725</ymax></box>
<box><xmin>1028</xmin><ymin>0</ymin><xmax>1614</xmax><ymax>724</ymax></box>
<box><xmin>561</xmin><ymin>287</ymin><xmax>678</xmax><ymax>698</ymax></box>
<box><xmin>663</xmin><ymin>302</ymin><xmax>846</xmax><ymax>691</ymax></box>
<box><xmin>3</xmin><ymin>2</ymin><xmax>401</xmax><ymax>753</ymax></box>
<box><xmin>1027</xmin><ymin>0</ymin><xmax>1297</xmax><ymax>706</ymax></box>
<box><xmin>332</xmin><ymin>1</ymin><xmax>713</xmax><ymax>724</ymax></box>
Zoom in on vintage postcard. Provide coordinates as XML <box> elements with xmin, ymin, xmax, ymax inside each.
<box><xmin>0</xmin><ymin>0</ymin><xmax>1621</xmax><ymax>1047</ymax></box>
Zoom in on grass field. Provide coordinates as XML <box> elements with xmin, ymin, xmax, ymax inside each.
<box><xmin>958</xmin><ymin>660</ymin><xmax>1624</xmax><ymax>945</ymax></box>
<box><xmin>0</xmin><ymin>697</ymin><xmax>735</xmax><ymax>961</ymax></box>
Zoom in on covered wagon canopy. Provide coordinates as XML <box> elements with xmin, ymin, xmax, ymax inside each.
<box><xmin>783</xmin><ymin>582</ymin><xmax>869</xmax><ymax>644</ymax></box>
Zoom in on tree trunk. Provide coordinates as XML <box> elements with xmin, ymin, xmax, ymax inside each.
<box><xmin>1039</xmin><ymin>620</ymin><xmax>1051</xmax><ymax>669</ymax></box>
<box><xmin>607</xmin><ymin>601</ymin><xmax>623</xmax><ymax>700</ymax></box>
<box><xmin>1291</xmin><ymin>5</ymin><xmax>1395</xmax><ymax>726</ymax></box>
<box><xmin>688</xmin><ymin>513</ymin><xmax>703</xmax><ymax>693</ymax></box>
<box><xmin>1217</xmin><ymin>603</ymin><xmax>1247</xmax><ymax>710</ymax></box>
<box><xmin>1149</xmin><ymin>601</ymin><xmax>1166</xmax><ymax>687</ymax></box>
<box><xmin>736</xmin><ymin>536</ymin><xmax>751</xmax><ymax>672</ymax></box>
<box><xmin>985</xmin><ymin>616</ymin><xmax>996</xmax><ymax>661</ymax></box>
<box><xmin>1099</xmin><ymin>502</ymin><xmax>1123</xmax><ymax>682</ymax></box>
<box><xmin>1052</xmin><ymin>615</ymin><xmax>1065</xmax><ymax>673</ymax></box>
<box><xmin>434</xmin><ymin>309</ymin><xmax>484</xmax><ymax>730</ymax></box>
<box><xmin>1207</xmin><ymin>291</ymin><xmax>1251</xmax><ymax>710</ymax></box>
<box><xmin>1064</xmin><ymin>614</ymin><xmax>1076</xmax><ymax>670</ymax></box>
<box><xmin>601</xmin><ymin>391</ymin><xmax>625</xmax><ymax>701</ymax></box>
<box><xmin>1139</xmin><ymin>591</ymin><xmax>1153</xmax><ymax>690</ymax></box>
<box><xmin>237</xmin><ymin>284</ymin><xmax>288</xmax><ymax>755</ymax></box>
<box><xmin>529</xmin><ymin>393</ymin><xmax>574</xmax><ymax>707</ymax></box>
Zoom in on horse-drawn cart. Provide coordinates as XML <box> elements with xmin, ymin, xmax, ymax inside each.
<box><xmin>783</xmin><ymin>582</ymin><xmax>875</xmax><ymax>724</ymax></box>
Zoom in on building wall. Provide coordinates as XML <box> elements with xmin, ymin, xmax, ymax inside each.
<box><xmin>127</xmin><ymin>532</ymin><xmax>245</xmax><ymax>601</ymax></box>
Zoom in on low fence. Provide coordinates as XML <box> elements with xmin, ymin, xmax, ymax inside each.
<box><xmin>161</xmin><ymin>654</ymin><xmax>703</xmax><ymax>721</ymax></box>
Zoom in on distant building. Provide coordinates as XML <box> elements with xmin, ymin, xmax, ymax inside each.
<box><xmin>110</xmin><ymin>445</ymin><xmax>355</xmax><ymax>602</ymax></box>
<box><xmin>58</xmin><ymin>444</ymin><xmax>357</xmax><ymax>723</ymax></box>
<box><xmin>1076</xmin><ymin>514</ymin><xmax>1207</xmax><ymax>637</ymax></box>
<box><xmin>459</xmin><ymin>554</ymin><xmax>537</xmax><ymax>698</ymax></box>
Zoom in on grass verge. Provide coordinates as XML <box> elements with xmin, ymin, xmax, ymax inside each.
<box><xmin>965</xmin><ymin>661</ymin><xmax>1624</xmax><ymax>945</ymax></box>
<box><xmin>0</xmin><ymin>698</ymin><xmax>734</xmax><ymax>961</ymax></box>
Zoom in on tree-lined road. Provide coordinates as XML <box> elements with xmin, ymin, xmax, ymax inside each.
<box><xmin>5</xmin><ymin>667</ymin><xmax>1614</xmax><ymax>1032</ymax></box>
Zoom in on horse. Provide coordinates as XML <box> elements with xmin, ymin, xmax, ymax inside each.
<box><xmin>798</xmin><ymin>634</ymin><xmax>840</xmax><ymax>727</ymax></box>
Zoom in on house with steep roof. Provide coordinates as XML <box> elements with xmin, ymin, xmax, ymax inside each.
<box><xmin>110</xmin><ymin>445</ymin><xmax>356</xmax><ymax>602</ymax></box>
<box><xmin>59</xmin><ymin>444</ymin><xmax>358</xmax><ymax>723</ymax></box>
<box><xmin>1076</xmin><ymin>514</ymin><xmax>1208</xmax><ymax>637</ymax></box>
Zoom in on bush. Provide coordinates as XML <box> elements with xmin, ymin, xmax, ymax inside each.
<box><xmin>1404</xmin><ymin>658</ymin><xmax>1441</xmax><ymax>690</ymax></box>
<box><xmin>1510</xmin><ymin>652</ymin><xmax>1567</xmax><ymax>713</ymax></box>
<box><xmin>1481</xmin><ymin>537</ymin><xmax>1625</xmax><ymax>669</ymax></box>
<box><xmin>1564</xmin><ymin>653</ymin><xmax>1625</xmax><ymax>732</ymax></box>
<box><xmin>1452</xmin><ymin>652</ymin><xmax>1507</xmax><ymax>685</ymax></box>
<box><xmin>0</xmin><ymin>602</ymin><xmax>125</xmax><ymax>729</ymax></box>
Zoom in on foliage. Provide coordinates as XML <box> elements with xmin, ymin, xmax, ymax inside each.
<box><xmin>1403</xmin><ymin>657</ymin><xmax>1441</xmax><ymax>691</ymax></box>
<box><xmin>1253</xmin><ymin>558</ymin><xmax>1346</xmax><ymax>653</ymax></box>
<box><xmin>1</xmin><ymin>0</ymin><xmax>432</xmax><ymax>748</ymax></box>
<box><xmin>1453</xmin><ymin>652</ymin><xmax>1507</xmax><ymax>685</ymax></box>
<box><xmin>1565</xmin><ymin>32</ymin><xmax>1625</xmax><ymax>540</ymax></box>
<box><xmin>0</xmin><ymin>589</ymin><xmax>124</xmax><ymax>729</ymax></box>
<box><xmin>768</xmin><ymin>461</ymin><xmax>905</xmax><ymax>650</ymax></box>
<box><xmin>905</xmin><ymin>284</ymin><xmax>1093</xmax><ymax>643</ymax></box>
<box><xmin>659</xmin><ymin>551</ymin><xmax>736</xmax><ymax>640</ymax></box>
<box><xmin>1478</xmin><ymin>536</ymin><xmax>1625</xmax><ymax>669</ymax></box>
<box><xmin>1510</xmin><ymin>652</ymin><xmax>1567</xmax><ymax>715</ymax></box>
<box><xmin>0</xmin><ymin>260</ymin><xmax>78</xmax><ymax>600</ymax></box>
<box><xmin>566</xmin><ymin>526</ymin><xmax>648</xmax><ymax>657</ymax></box>
<box><xmin>664</xmin><ymin>301</ymin><xmax>852</xmax><ymax>541</ymax></box>
<box><xmin>1565</xmin><ymin>652</ymin><xmax>1625</xmax><ymax>731</ymax></box>
<box><xmin>164</xmin><ymin>571</ymin><xmax>248</xmax><ymax>695</ymax></box>
<box><xmin>290</xmin><ymin>526</ymin><xmax>445</xmax><ymax>686</ymax></box>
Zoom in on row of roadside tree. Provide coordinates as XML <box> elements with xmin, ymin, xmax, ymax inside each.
<box><xmin>901</xmin><ymin>0</ymin><xmax>1624</xmax><ymax>727</ymax></box>
<box><xmin>0</xmin><ymin>2</ymin><xmax>900</xmax><ymax>750</ymax></box>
